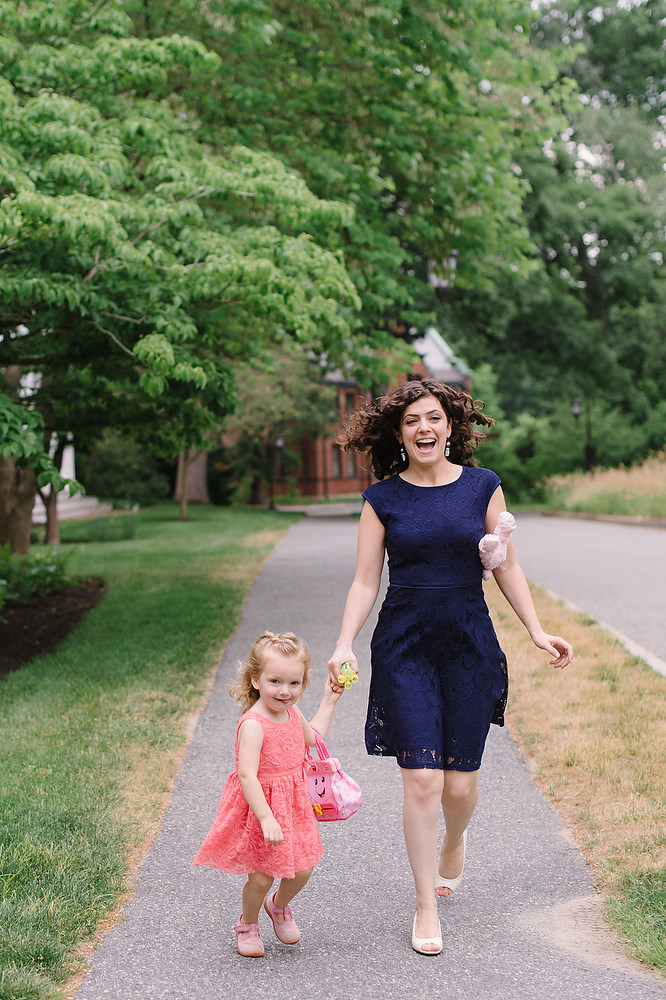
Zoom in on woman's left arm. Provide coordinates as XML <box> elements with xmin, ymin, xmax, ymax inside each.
<box><xmin>486</xmin><ymin>487</ymin><xmax>573</xmax><ymax>669</ymax></box>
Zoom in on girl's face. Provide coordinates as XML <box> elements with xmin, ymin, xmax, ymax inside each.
<box><xmin>251</xmin><ymin>650</ymin><xmax>306</xmax><ymax>717</ymax></box>
<box><xmin>397</xmin><ymin>394</ymin><xmax>452</xmax><ymax>467</ymax></box>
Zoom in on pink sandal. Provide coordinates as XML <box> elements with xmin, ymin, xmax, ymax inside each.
<box><xmin>234</xmin><ymin>917</ymin><xmax>264</xmax><ymax>957</ymax></box>
<box><xmin>263</xmin><ymin>891</ymin><xmax>301</xmax><ymax>944</ymax></box>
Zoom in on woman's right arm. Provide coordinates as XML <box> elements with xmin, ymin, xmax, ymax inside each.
<box><xmin>327</xmin><ymin>501</ymin><xmax>386</xmax><ymax>685</ymax></box>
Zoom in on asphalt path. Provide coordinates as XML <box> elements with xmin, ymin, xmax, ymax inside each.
<box><xmin>75</xmin><ymin>514</ymin><xmax>666</xmax><ymax>1000</ymax></box>
<box><xmin>513</xmin><ymin>512</ymin><xmax>666</xmax><ymax>674</ymax></box>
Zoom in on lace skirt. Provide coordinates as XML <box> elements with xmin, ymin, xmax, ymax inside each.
<box><xmin>366</xmin><ymin>583</ymin><xmax>507</xmax><ymax>771</ymax></box>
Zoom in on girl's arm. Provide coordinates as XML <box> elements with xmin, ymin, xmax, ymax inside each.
<box><xmin>298</xmin><ymin>677</ymin><xmax>344</xmax><ymax>746</ymax></box>
<box><xmin>236</xmin><ymin>718</ymin><xmax>284</xmax><ymax>844</ymax></box>
<box><xmin>486</xmin><ymin>487</ymin><xmax>573</xmax><ymax>669</ymax></box>
<box><xmin>327</xmin><ymin>501</ymin><xmax>386</xmax><ymax>685</ymax></box>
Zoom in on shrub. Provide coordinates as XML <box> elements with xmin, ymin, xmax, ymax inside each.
<box><xmin>0</xmin><ymin>544</ymin><xmax>71</xmax><ymax>610</ymax></box>
<box><xmin>79</xmin><ymin>433</ymin><xmax>171</xmax><ymax>507</ymax></box>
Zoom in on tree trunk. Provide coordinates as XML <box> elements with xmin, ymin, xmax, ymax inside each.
<box><xmin>174</xmin><ymin>449</ymin><xmax>210</xmax><ymax>506</ymax></box>
<box><xmin>174</xmin><ymin>449</ymin><xmax>193</xmax><ymax>520</ymax></box>
<box><xmin>40</xmin><ymin>486</ymin><xmax>61</xmax><ymax>545</ymax></box>
<box><xmin>41</xmin><ymin>435</ymin><xmax>65</xmax><ymax>545</ymax></box>
<box><xmin>0</xmin><ymin>456</ymin><xmax>38</xmax><ymax>554</ymax></box>
<box><xmin>249</xmin><ymin>475</ymin><xmax>265</xmax><ymax>506</ymax></box>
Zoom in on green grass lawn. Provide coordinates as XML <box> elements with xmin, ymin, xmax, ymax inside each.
<box><xmin>0</xmin><ymin>504</ymin><xmax>298</xmax><ymax>1000</ymax></box>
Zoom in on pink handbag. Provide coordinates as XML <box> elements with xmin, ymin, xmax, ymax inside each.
<box><xmin>304</xmin><ymin>732</ymin><xmax>362</xmax><ymax>822</ymax></box>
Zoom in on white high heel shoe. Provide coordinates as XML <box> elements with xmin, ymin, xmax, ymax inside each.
<box><xmin>435</xmin><ymin>829</ymin><xmax>467</xmax><ymax>897</ymax></box>
<box><xmin>411</xmin><ymin>913</ymin><xmax>442</xmax><ymax>955</ymax></box>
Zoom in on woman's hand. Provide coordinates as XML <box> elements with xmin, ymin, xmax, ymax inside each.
<box><xmin>532</xmin><ymin>630</ymin><xmax>574</xmax><ymax>669</ymax></box>
<box><xmin>260</xmin><ymin>815</ymin><xmax>284</xmax><ymax>845</ymax></box>
<box><xmin>327</xmin><ymin>647</ymin><xmax>358</xmax><ymax>688</ymax></box>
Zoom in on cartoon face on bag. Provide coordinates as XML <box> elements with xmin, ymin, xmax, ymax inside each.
<box><xmin>304</xmin><ymin>733</ymin><xmax>362</xmax><ymax>822</ymax></box>
<box><xmin>306</xmin><ymin>760</ymin><xmax>337</xmax><ymax>817</ymax></box>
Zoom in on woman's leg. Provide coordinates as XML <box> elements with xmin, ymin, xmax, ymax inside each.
<box><xmin>401</xmin><ymin>767</ymin><xmax>444</xmax><ymax>948</ymax></box>
<box><xmin>241</xmin><ymin>870</ymin><xmax>274</xmax><ymax>923</ymax></box>
<box><xmin>437</xmin><ymin>769</ymin><xmax>479</xmax><ymax>895</ymax></box>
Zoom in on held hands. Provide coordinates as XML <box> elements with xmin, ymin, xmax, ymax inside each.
<box><xmin>324</xmin><ymin>674</ymin><xmax>345</xmax><ymax>703</ymax></box>
<box><xmin>328</xmin><ymin>649</ymin><xmax>358</xmax><ymax>693</ymax></box>
<box><xmin>532</xmin><ymin>630</ymin><xmax>574</xmax><ymax>669</ymax></box>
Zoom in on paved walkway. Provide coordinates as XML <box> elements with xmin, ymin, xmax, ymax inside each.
<box><xmin>75</xmin><ymin>515</ymin><xmax>666</xmax><ymax>1000</ymax></box>
<box><xmin>513</xmin><ymin>511</ymin><xmax>666</xmax><ymax>675</ymax></box>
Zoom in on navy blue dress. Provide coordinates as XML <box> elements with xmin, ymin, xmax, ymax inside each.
<box><xmin>362</xmin><ymin>467</ymin><xmax>508</xmax><ymax>772</ymax></box>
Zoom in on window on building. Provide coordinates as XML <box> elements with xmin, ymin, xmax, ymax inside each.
<box><xmin>346</xmin><ymin>450</ymin><xmax>357</xmax><ymax>478</ymax></box>
<box><xmin>331</xmin><ymin>445</ymin><xmax>342</xmax><ymax>479</ymax></box>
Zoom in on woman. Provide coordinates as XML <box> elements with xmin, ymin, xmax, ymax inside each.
<box><xmin>327</xmin><ymin>376</ymin><xmax>573</xmax><ymax>956</ymax></box>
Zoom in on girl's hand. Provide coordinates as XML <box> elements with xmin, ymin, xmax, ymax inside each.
<box><xmin>327</xmin><ymin>648</ymin><xmax>358</xmax><ymax>688</ymax></box>
<box><xmin>324</xmin><ymin>674</ymin><xmax>345</xmax><ymax>703</ymax></box>
<box><xmin>260</xmin><ymin>815</ymin><xmax>284</xmax><ymax>845</ymax></box>
<box><xmin>532</xmin><ymin>631</ymin><xmax>574</xmax><ymax>669</ymax></box>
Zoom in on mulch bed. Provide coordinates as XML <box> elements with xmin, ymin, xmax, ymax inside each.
<box><xmin>0</xmin><ymin>578</ymin><xmax>106</xmax><ymax>678</ymax></box>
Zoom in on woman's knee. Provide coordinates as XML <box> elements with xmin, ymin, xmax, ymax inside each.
<box><xmin>401</xmin><ymin>767</ymin><xmax>444</xmax><ymax>805</ymax></box>
<box><xmin>442</xmin><ymin>770</ymin><xmax>478</xmax><ymax>807</ymax></box>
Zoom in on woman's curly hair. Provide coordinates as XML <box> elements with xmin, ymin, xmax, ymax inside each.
<box><xmin>230</xmin><ymin>631</ymin><xmax>312</xmax><ymax>713</ymax></box>
<box><xmin>340</xmin><ymin>375</ymin><xmax>495</xmax><ymax>480</ymax></box>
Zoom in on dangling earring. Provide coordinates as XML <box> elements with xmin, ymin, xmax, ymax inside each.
<box><xmin>400</xmin><ymin>445</ymin><xmax>407</xmax><ymax>463</ymax></box>
<box><xmin>445</xmin><ymin>440</ymin><xmax>451</xmax><ymax>458</ymax></box>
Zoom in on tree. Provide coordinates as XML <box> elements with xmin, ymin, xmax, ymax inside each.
<box><xmin>0</xmin><ymin>1</ymin><xmax>361</xmax><ymax>549</ymax></box>
<box><xmin>221</xmin><ymin>345</ymin><xmax>339</xmax><ymax>505</ymax></box>
<box><xmin>142</xmin><ymin>0</ymin><xmax>568</xmax><ymax>339</ymax></box>
<box><xmin>436</xmin><ymin>0</ymin><xmax>666</xmax><ymax>479</ymax></box>
<box><xmin>0</xmin><ymin>390</ymin><xmax>79</xmax><ymax>552</ymax></box>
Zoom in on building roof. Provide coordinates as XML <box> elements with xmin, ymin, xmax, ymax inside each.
<box><xmin>412</xmin><ymin>326</ymin><xmax>471</xmax><ymax>383</ymax></box>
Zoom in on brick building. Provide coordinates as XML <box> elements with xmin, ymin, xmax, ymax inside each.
<box><xmin>288</xmin><ymin>328</ymin><xmax>471</xmax><ymax>499</ymax></box>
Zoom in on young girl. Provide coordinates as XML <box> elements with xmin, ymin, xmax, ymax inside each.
<box><xmin>193</xmin><ymin>631</ymin><xmax>343</xmax><ymax>957</ymax></box>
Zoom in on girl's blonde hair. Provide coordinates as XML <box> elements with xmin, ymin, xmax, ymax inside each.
<box><xmin>230</xmin><ymin>631</ymin><xmax>312</xmax><ymax>713</ymax></box>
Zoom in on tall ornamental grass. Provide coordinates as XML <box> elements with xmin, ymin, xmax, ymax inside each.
<box><xmin>543</xmin><ymin>452</ymin><xmax>666</xmax><ymax>519</ymax></box>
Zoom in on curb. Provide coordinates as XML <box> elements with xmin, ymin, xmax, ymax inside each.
<box><xmin>541</xmin><ymin>510</ymin><xmax>666</xmax><ymax>529</ymax></box>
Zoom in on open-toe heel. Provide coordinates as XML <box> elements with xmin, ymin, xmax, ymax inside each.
<box><xmin>435</xmin><ymin>829</ymin><xmax>467</xmax><ymax>898</ymax></box>
<box><xmin>411</xmin><ymin>913</ymin><xmax>442</xmax><ymax>955</ymax></box>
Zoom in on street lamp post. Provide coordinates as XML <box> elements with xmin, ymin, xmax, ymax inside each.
<box><xmin>571</xmin><ymin>398</ymin><xmax>596</xmax><ymax>471</ymax></box>
<box><xmin>268</xmin><ymin>433</ymin><xmax>285</xmax><ymax>509</ymax></box>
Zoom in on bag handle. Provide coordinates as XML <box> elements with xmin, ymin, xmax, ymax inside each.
<box><xmin>311</xmin><ymin>730</ymin><xmax>330</xmax><ymax>761</ymax></box>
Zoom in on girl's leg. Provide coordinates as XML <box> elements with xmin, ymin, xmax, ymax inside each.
<box><xmin>437</xmin><ymin>769</ymin><xmax>479</xmax><ymax>894</ymax></box>
<box><xmin>273</xmin><ymin>867</ymin><xmax>313</xmax><ymax>907</ymax></box>
<box><xmin>241</xmin><ymin>871</ymin><xmax>274</xmax><ymax>923</ymax></box>
<box><xmin>401</xmin><ymin>767</ymin><xmax>444</xmax><ymax>948</ymax></box>
<box><xmin>265</xmin><ymin>868</ymin><xmax>313</xmax><ymax>945</ymax></box>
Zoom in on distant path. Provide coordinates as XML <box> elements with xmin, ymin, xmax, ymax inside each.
<box><xmin>513</xmin><ymin>512</ymin><xmax>666</xmax><ymax>674</ymax></box>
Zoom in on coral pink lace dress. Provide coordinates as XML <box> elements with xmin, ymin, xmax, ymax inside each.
<box><xmin>193</xmin><ymin>707</ymin><xmax>323</xmax><ymax>879</ymax></box>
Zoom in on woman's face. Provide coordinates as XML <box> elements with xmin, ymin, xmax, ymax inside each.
<box><xmin>397</xmin><ymin>394</ymin><xmax>452</xmax><ymax>466</ymax></box>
